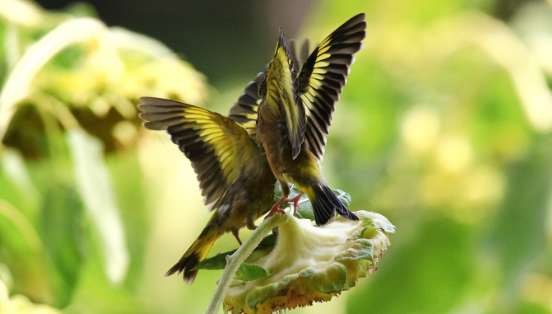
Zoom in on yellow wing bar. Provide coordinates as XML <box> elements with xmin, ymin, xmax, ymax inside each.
<box><xmin>139</xmin><ymin>97</ymin><xmax>259</xmax><ymax>208</ymax></box>
<box><xmin>297</xmin><ymin>13</ymin><xmax>366</xmax><ymax>159</ymax></box>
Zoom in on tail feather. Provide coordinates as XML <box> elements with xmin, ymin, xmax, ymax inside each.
<box><xmin>310</xmin><ymin>184</ymin><xmax>358</xmax><ymax>225</ymax></box>
<box><xmin>166</xmin><ymin>226</ymin><xmax>221</xmax><ymax>283</ymax></box>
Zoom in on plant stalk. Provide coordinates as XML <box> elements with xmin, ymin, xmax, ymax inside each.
<box><xmin>205</xmin><ymin>212</ymin><xmax>288</xmax><ymax>314</ymax></box>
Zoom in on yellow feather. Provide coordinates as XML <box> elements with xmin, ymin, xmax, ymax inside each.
<box><xmin>316</xmin><ymin>61</ymin><xmax>330</xmax><ymax>68</ymax></box>
<box><xmin>317</xmin><ymin>53</ymin><xmax>332</xmax><ymax>61</ymax></box>
<box><xmin>313</xmin><ymin>68</ymin><xmax>328</xmax><ymax>75</ymax></box>
<box><xmin>318</xmin><ymin>41</ymin><xmax>331</xmax><ymax>54</ymax></box>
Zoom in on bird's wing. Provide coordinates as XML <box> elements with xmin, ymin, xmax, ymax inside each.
<box><xmin>266</xmin><ymin>31</ymin><xmax>305</xmax><ymax>159</ymax></box>
<box><xmin>293</xmin><ymin>39</ymin><xmax>311</xmax><ymax>66</ymax></box>
<box><xmin>228</xmin><ymin>39</ymin><xmax>311</xmax><ymax>139</ymax></box>
<box><xmin>289</xmin><ymin>39</ymin><xmax>311</xmax><ymax>69</ymax></box>
<box><xmin>296</xmin><ymin>13</ymin><xmax>366</xmax><ymax>160</ymax></box>
<box><xmin>228</xmin><ymin>71</ymin><xmax>265</xmax><ymax>138</ymax></box>
<box><xmin>139</xmin><ymin>97</ymin><xmax>263</xmax><ymax>210</ymax></box>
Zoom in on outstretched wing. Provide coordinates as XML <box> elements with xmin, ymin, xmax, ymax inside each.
<box><xmin>228</xmin><ymin>72</ymin><xmax>265</xmax><ymax>137</ymax></box>
<box><xmin>296</xmin><ymin>13</ymin><xmax>366</xmax><ymax>159</ymax></box>
<box><xmin>139</xmin><ymin>97</ymin><xmax>263</xmax><ymax>209</ymax></box>
<box><xmin>291</xmin><ymin>39</ymin><xmax>311</xmax><ymax>66</ymax></box>
<box><xmin>228</xmin><ymin>40</ymin><xmax>311</xmax><ymax>138</ymax></box>
<box><xmin>266</xmin><ymin>31</ymin><xmax>305</xmax><ymax>159</ymax></box>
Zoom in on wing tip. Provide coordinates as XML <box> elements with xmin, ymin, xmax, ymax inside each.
<box><xmin>275</xmin><ymin>29</ymin><xmax>297</xmax><ymax>73</ymax></box>
<box><xmin>278</xmin><ymin>28</ymin><xmax>287</xmax><ymax>47</ymax></box>
<box><xmin>137</xmin><ymin>96</ymin><xmax>198</xmax><ymax>132</ymax></box>
<box><xmin>292</xmin><ymin>143</ymin><xmax>301</xmax><ymax>160</ymax></box>
<box><xmin>290</xmin><ymin>123</ymin><xmax>307</xmax><ymax>160</ymax></box>
<box><xmin>350</xmin><ymin>12</ymin><xmax>366</xmax><ymax>23</ymax></box>
<box><xmin>338</xmin><ymin>13</ymin><xmax>367</xmax><ymax>36</ymax></box>
<box><xmin>138</xmin><ymin>96</ymin><xmax>165</xmax><ymax>107</ymax></box>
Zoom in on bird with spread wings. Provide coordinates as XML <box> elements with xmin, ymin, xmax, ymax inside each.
<box><xmin>137</xmin><ymin>13</ymin><xmax>366</xmax><ymax>282</ymax></box>
<box><xmin>242</xmin><ymin>13</ymin><xmax>367</xmax><ymax>225</ymax></box>
<box><xmin>138</xmin><ymin>91</ymin><xmax>276</xmax><ymax>282</ymax></box>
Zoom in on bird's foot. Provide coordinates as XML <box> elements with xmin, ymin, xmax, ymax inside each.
<box><xmin>289</xmin><ymin>193</ymin><xmax>303</xmax><ymax>215</ymax></box>
<box><xmin>232</xmin><ymin>229</ymin><xmax>242</xmax><ymax>245</ymax></box>
<box><xmin>268</xmin><ymin>195</ymin><xmax>287</xmax><ymax>216</ymax></box>
<box><xmin>246</xmin><ymin>219</ymin><xmax>257</xmax><ymax>230</ymax></box>
<box><xmin>269</xmin><ymin>201</ymin><xmax>283</xmax><ymax>214</ymax></box>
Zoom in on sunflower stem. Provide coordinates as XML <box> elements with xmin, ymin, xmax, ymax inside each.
<box><xmin>205</xmin><ymin>212</ymin><xmax>288</xmax><ymax>314</ymax></box>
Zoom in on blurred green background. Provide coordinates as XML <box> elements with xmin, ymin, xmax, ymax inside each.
<box><xmin>1</xmin><ymin>0</ymin><xmax>552</xmax><ymax>313</ymax></box>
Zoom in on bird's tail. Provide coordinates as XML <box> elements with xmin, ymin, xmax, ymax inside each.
<box><xmin>166</xmin><ymin>222</ymin><xmax>222</xmax><ymax>282</ymax></box>
<box><xmin>308</xmin><ymin>183</ymin><xmax>358</xmax><ymax>225</ymax></box>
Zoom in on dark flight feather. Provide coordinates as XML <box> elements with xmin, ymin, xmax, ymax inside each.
<box><xmin>296</xmin><ymin>13</ymin><xmax>366</xmax><ymax>160</ymax></box>
<box><xmin>228</xmin><ymin>72</ymin><xmax>265</xmax><ymax>137</ymax></box>
<box><xmin>139</xmin><ymin>97</ymin><xmax>261</xmax><ymax>209</ymax></box>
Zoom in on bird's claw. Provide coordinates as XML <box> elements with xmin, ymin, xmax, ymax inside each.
<box><xmin>289</xmin><ymin>193</ymin><xmax>303</xmax><ymax>214</ymax></box>
<box><xmin>269</xmin><ymin>201</ymin><xmax>284</xmax><ymax>215</ymax></box>
<box><xmin>247</xmin><ymin>219</ymin><xmax>257</xmax><ymax>230</ymax></box>
<box><xmin>268</xmin><ymin>193</ymin><xmax>303</xmax><ymax>217</ymax></box>
<box><xmin>267</xmin><ymin>195</ymin><xmax>287</xmax><ymax>218</ymax></box>
<box><xmin>232</xmin><ymin>229</ymin><xmax>242</xmax><ymax>245</ymax></box>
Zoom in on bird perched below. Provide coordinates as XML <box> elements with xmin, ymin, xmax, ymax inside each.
<box><xmin>138</xmin><ymin>12</ymin><xmax>365</xmax><ymax>281</ymax></box>
<box><xmin>137</xmin><ymin>37</ymin><xmax>316</xmax><ymax>282</ymax></box>
<box><xmin>251</xmin><ymin>13</ymin><xmax>367</xmax><ymax>225</ymax></box>
<box><xmin>138</xmin><ymin>93</ymin><xmax>276</xmax><ymax>282</ymax></box>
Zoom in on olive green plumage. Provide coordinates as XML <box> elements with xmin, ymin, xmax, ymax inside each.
<box><xmin>253</xmin><ymin>13</ymin><xmax>367</xmax><ymax>225</ymax></box>
<box><xmin>138</xmin><ymin>93</ymin><xmax>275</xmax><ymax>282</ymax></box>
<box><xmin>137</xmin><ymin>12</ymin><xmax>366</xmax><ymax>282</ymax></box>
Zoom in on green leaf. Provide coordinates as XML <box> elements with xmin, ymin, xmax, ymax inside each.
<box><xmin>67</xmin><ymin>128</ymin><xmax>128</xmax><ymax>283</ymax></box>
<box><xmin>1</xmin><ymin>149</ymin><xmax>34</xmax><ymax>193</ymax></box>
<box><xmin>106</xmin><ymin>152</ymin><xmax>149</xmax><ymax>289</ymax></box>
<box><xmin>197</xmin><ymin>251</ymin><xmax>231</xmax><ymax>270</ymax></box>
<box><xmin>0</xmin><ymin>149</ymin><xmax>39</xmax><ymax>213</ymax></box>
<box><xmin>235</xmin><ymin>263</ymin><xmax>269</xmax><ymax>281</ymax></box>
<box><xmin>0</xmin><ymin>199</ymin><xmax>51</xmax><ymax>303</ymax></box>
<box><xmin>39</xmin><ymin>183</ymin><xmax>84</xmax><ymax>307</ymax></box>
<box><xmin>198</xmin><ymin>234</ymin><xmax>277</xmax><ymax>270</ymax></box>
